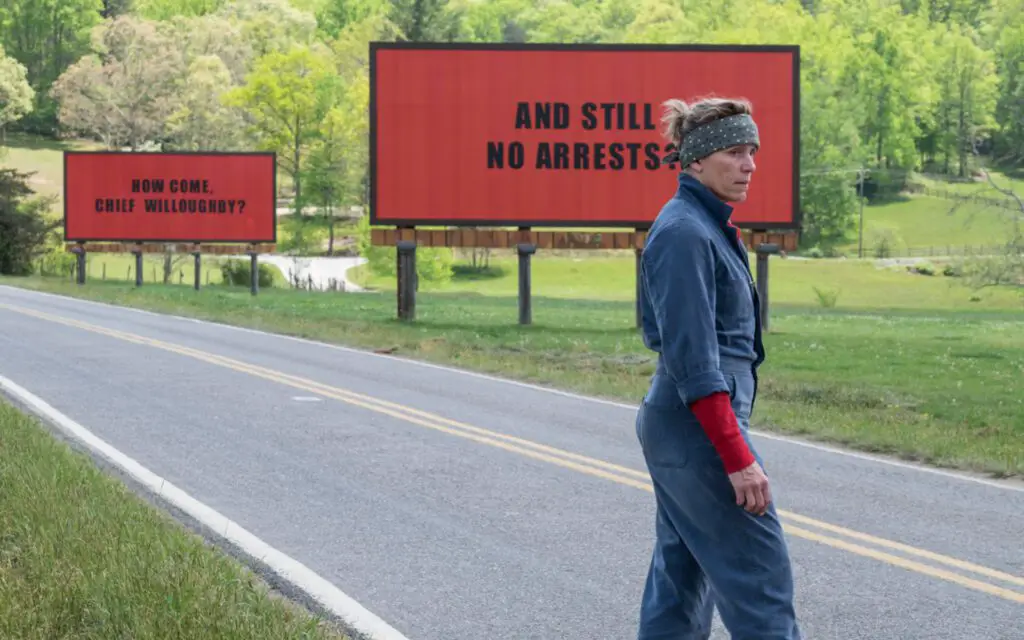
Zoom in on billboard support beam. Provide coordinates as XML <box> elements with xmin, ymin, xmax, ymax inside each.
<box><xmin>133</xmin><ymin>246</ymin><xmax>143</xmax><ymax>287</ymax></box>
<box><xmin>193</xmin><ymin>250</ymin><xmax>202</xmax><ymax>291</ymax></box>
<box><xmin>517</xmin><ymin>240</ymin><xmax>536</xmax><ymax>325</ymax></box>
<box><xmin>72</xmin><ymin>242</ymin><xmax>86</xmax><ymax>285</ymax></box>
<box><xmin>755</xmin><ymin>241</ymin><xmax>781</xmax><ymax>332</ymax></box>
<box><xmin>396</xmin><ymin>239</ymin><xmax>417</xmax><ymax>321</ymax></box>
<box><xmin>249</xmin><ymin>247</ymin><xmax>259</xmax><ymax>296</ymax></box>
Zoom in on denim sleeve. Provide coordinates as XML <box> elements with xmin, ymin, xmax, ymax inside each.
<box><xmin>641</xmin><ymin>222</ymin><xmax>727</xmax><ymax>405</ymax></box>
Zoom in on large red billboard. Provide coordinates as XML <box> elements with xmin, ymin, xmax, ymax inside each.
<box><xmin>64</xmin><ymin>151</ymin><xmax>277</xmax><ymax>243</ymax></box>
<box><xmin>370</xmin><ymin>43</ymin><xmax>800</xmax><ymax>229</ymax></box>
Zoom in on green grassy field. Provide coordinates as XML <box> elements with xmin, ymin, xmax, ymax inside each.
<box><xmin>351</xmin><ymin>251</ymin><xmax>1022</xmax><ymax>311</ymax></box>
<box><xmin>3</xmin><ymin>268</ymin><xmax>1021</xmax><ymax>478</ymax></box>
<box><xmin>0</xmin><ymin>399</ymin><xmax>347</xmax><ymax>639</ymax></box>
<box><xmin>844</xmin><ymin>194</ymin><xmax>1016</xmax><ymax>257</ymax></box>
<box><xmin>833</xmin><ymin>169</ymin><xmax>1023</xmax><ymax>257</ymax></box>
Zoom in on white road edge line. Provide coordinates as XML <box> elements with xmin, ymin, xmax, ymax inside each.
<box><xmin>4</xmin><ymin>285</ymin><xmax>1022</xmax><ymax>493</ymax></box>
<box><xmin>0</xmin><ymin>373</ymin><xmax>412</xmax><ymax>640</ymax></box>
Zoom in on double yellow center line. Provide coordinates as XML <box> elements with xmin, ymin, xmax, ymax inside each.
<box><xmin>3</xmin><ymin>301</ymin><xmax>1022</xmax><ymax>605</ymax></box>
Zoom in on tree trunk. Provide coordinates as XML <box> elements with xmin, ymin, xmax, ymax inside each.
<box><xmin>293</xmin><ymin>114</ymin><xmax>302</xmax><ymax>215</ymax></box>
<box><xmin>328</xmin><ymin>208</ymin><xmax>336</xmax><ymax>256</ymax></box>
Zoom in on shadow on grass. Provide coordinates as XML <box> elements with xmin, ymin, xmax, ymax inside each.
<box><xmin>866</xmin><ymin>192</ymin><xmax>914</xmax><ymax>205</ymax></box>
<box><xmin>2</xmin><ymin>132</ymin><xmax>99</xmax><ymax>152</ymax></box>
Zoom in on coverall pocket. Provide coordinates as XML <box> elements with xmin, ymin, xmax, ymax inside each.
<box><xmin>726</xmin><ymin>372</ymin><xmax>738</xmax><ymax>401</ymax></box>
<box><xmin>636</xmin><ymin>400</ymin><xmax>716</xmax><ymax>470</ymax></box>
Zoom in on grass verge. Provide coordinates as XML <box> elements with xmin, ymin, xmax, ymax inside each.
<box><xmin>2</xmin><ymin>275</ymin><xmax>1021</xmax><ymax>479</ymax></box>
<box><xmin>0</xmin><ymin>398</ymin><xmax>348</xmax><ymax>640</ymax></box>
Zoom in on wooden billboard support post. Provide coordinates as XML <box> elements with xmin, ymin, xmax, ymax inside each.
<box><xmin>132</xmin><ymin>244</ymin><xmax>143</xmax><ymax>287</ymax></box>
<box><xmin>71</xmin><ymin>242</ymin><xmax>87</xmax><ymax>285</ymax></box>
<box><xmin>517</xmin><ymin>240</ymin><xmax>536</xmax><ymax>325</ymax></box>
<box><xmin>396</xmin><ymin>239</ymin><xmax>417</xmax><ymax>321</ymax></box>
<box><xmin>516</xmin><ymin>226</ymin><xmax>536</xmax><ymax>326</ymax></box>
<box><xmin>754</xmin><ymin>238</ymin><xmax>781</xmax><ymax>332</ymax></box>
<box><xmin>193</xmin><ymin>244</ymin><xmax>202</xmax><ymax>291</ymax></box>
<box><xmin>248</xmin><ymin>246</ymin><xmax>259</xmax><ymax>296</ymax></box>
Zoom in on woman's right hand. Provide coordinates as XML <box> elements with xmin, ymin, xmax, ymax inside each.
<box><xmin>728</xmin><ymin>461</ymin><xmax>772</xmax><ymax>516</ymax></box>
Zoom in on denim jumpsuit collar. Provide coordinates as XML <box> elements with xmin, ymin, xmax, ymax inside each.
<box><xmin>675</xmin><ymin>172</ymin><xmax>742</xmax><ymax>249</ymax></box>
<box><xmin>676</xmin><ymin>172</ymin><xmax>733</xmax><ymax>228</ymax></box>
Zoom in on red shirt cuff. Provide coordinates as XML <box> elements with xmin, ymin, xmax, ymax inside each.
<box><xmin>689</xmin><ymin>391</ymin><xmax>756</xmax><ymax>473</ymax></box>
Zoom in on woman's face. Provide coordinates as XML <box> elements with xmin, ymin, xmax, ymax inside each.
<box><xmin>691</xmin><ymin>143</ymin><xmax>758</xmax><ymax>203</ymax></box>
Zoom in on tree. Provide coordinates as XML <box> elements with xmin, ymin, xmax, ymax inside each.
<box><xmin>50</xmin><ymin>15</ymin><xmax>187</xmax><ymax>149</ymax></box>
<box><xmin>390</xmin><ymin>0</ymin><xmax>462</xmax><ymax>41</ymax></box>
<box><xmin>224</xmin><ymin>43</ymin><xmax>341</xmax><ymax>214</ymax></box>
<box><xmin>101</xmin><ymin>0</ymin><xmax>135</xmax><ymax>18</ymax></box>
<box><xmin>133</xmin><ymin>0</ymin><xmax>224</xmax><ymax>20</ymax></box>
<box><xmin>452</xmin><ymin>0</ymin><xmax>535</xmax><ymax>42</ymax></box>
<box><xmin>165</xmin><ymin>54</ymin><xmax>248</xmax><ymax>151</ymax></box>
<box><xmin>215</xmin><ymin>0</ymin><xmax>318</xmax><ymax>58</ymax></box>
<box><xmin>0</xmin><ymin>168</ymin><xmax>59</xmax><ymax>276</ymax></box>
<box><xmin>315</xmin><ymin>0</ymin><xmax>390</xmax><ymax>38</ymax></box>
<box><xmin>304</xmin><ymin>97</ymin><xmax>367</xmax><ymax>255</ymax></box>
<box><xmin>158</xmin><ymin>14</ymin><xmax>253</xmax><ymax>84</ymax></box>
<box><xmin>0</xmin><ymin>0</ymin><xmax>103</xmax><ymax>135</ymax></box>
<box><xmin>301</xmin><ymin>12</ymin><xmax>400</xmax><ymax>254</ymax></box>
<box><xmin>961</xmin><ymin>171</ymin><xmax>1023</xmax><ymax>297</ymax></box>
<box><xmin>988</xmin><ymin>0</ymin><xmax>1024</xmax><ymax>164</ymax></box>
<box><xmin>931</xmin><ymin>23</ymin><xmax>1000</xmax><ymax>176</ymax></box>
<box><xmin>0</xmin><ymin>45</ymin><xmax>35</xmax><ymax>143</ymax></box>
<box><xmin>700</xmin><ymin>1</ymin><xmax>869</xmax><ymax>250</ymax></box>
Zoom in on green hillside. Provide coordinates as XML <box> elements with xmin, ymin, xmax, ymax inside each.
<box><xmin>836</xmin><ymin>170</ymin><xmax>1023</xmax><ymax>258</ymax></box>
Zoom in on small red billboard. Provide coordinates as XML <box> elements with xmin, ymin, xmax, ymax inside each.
<box><xmin>64</xmin><ymin>151</ymin><xmax>277</xmax><ymax>243</ymax></box>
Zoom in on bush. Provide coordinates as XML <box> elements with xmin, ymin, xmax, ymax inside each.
<box><xmin>870</xmin><ymin>228</ymin><xmax>903</xmax><ymax>259</ymax></box>
<box><xmin>36</xmin><ymin>244</ymin><xmax>76</xmax><ymax>277</ymax></box>
<box><xmin>0</xmin><ymin>168</ymin><xmax>59</xmax><ymax>275</ymax></box>
<box><xmin>812</xmin><ymin>286</ymin><xmax>840</xmax><ymax>308</ymax></box>
<box><xmin>353</xmin><ymin>213</ymin><xmax>454</xmax><ymax>284</ymax></box>
<box><xmin>909</xmin><ymin>261</ymin><xmax>935</xmax><ymax>276</ymax></box>
<box><xmin>220</xmin><ymin>259</ymin><xmax>282</xmax><ymax>288</ymax></box>
<box><xmin>451</xmin><ymin>263</ymin><xmax>508</xmax><ymax>280</ymax></box>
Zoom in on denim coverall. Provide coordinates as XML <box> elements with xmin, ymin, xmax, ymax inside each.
<box><xmin>635</xmin><ymin>173</ymin><xmax>801</xmax><ymax>639</ymax></box>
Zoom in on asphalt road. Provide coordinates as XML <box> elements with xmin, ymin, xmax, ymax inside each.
<box><xmin>1</xmin><ymin>285</ymin><xmax>1022</xmax><ymax>640</ymax></box>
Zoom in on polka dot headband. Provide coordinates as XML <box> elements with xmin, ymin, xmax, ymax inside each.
<box><xmin>662</xmin><ymin>113</ymin><xmax>760</xmax><ymax>167</ymax></box>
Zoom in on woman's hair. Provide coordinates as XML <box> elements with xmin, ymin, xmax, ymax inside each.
<box><xmin>661</xmin><ymin>96</ymin><xmax>754</xmax><ymax>151</ymax></box>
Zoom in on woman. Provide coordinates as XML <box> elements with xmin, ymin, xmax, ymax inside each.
<box><xmin>635</xmin><ymin>96</ymin><xmax>802</xmax><ymax>640</ymax></box>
